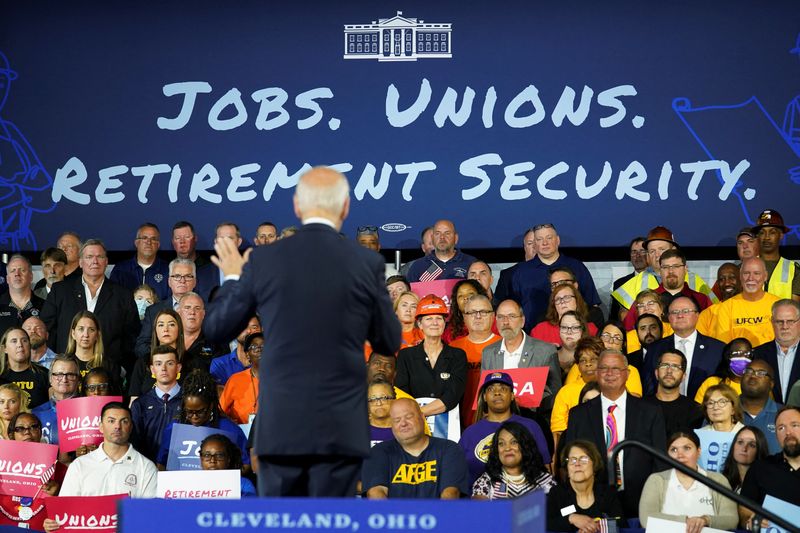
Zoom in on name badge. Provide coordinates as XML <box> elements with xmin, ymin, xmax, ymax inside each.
<box><xmin>560</xmin><ymin>505</ymin><xmax>576</xmax><ymax>517</ymax></box>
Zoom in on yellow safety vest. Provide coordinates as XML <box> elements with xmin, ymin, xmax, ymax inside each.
<box><xmin>611</xmin><ymin>270</ymin><xmax>718</xmax><ymax>309</ymax></box>
<box><xmin>767</xmin><ymin>257</ymin><xmax>797</xmax><ymax>299</ymax></box>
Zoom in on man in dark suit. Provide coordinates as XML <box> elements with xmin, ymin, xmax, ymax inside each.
<box><xmin>642</xmin><ymin>296</ymin><xmax>724</xmax><ymax>399</ymax></box>
<box><xmin>204</xmin><ymin>167</ymin><xmax>400</xmax><ymax>497</ymax></box>
<box><xmin>195</xmin><ymin>222</ymin><xmax>243</xmax><ymax>302</ymax></box>
<box><xmin>481</xmin><ymin>299</ymin><xmax>561</xmax><ymax>410</ymax></box>
<box><xmin>563</xmin><ymin>349</ymin><xmax>666</xmax><ymax>518</ymax></box>
<box><xmin>40</xmin><ymin>239</ymin><xmax>140</xmax><ymax>373</ymax></box>
<box><xmin>753</xmin><ymin>299</ymin><xmax>800</xmax><ymax>403</ymax></box>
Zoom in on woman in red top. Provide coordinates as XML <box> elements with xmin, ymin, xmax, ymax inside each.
<box><xmin>530</xmin><ymin>284</ymin><xmax>597</xmax><ymax>345</ymax></box>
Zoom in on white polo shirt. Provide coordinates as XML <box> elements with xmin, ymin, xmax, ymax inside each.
<box><xmin>60</xmin><ymin>443</ymin><xmax>157</xmax><ymax>498</ymax></box>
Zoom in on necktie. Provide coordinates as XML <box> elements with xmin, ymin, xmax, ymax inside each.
<box><xmin>677</xmin><ymin>338</ymin><xmax>689</xmax><ymax>395</ymax></box>
<box><xmin>606</xmin><ymin>404</ymin><xmax>622</xmax><ymax>487</ymax></box>
<box><xmin>162</xmin><ymin>393</ymin><xmax>170</xmax><ymax>413</ymax></box>
<box><xmin>605</xmin><ymin>404</ymin><xmax>618</xmax><ymax>454</ymax></box>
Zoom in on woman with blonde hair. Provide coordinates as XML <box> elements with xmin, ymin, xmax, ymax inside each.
<box><xmin>0</xmin><ymin>383</ymin><xmax>30</xmax><ymax>439</ymax></box>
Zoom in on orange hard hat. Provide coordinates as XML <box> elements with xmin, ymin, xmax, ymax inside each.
<box><xmin>752</xmin><ymin>209</ymin><xmax>788</xmax><ymax>234</ymax></box>
<box><xmin>643</xmin><ymin>226</ymin><xmax>678</xmax><ymax>249</ymax></box>
<box><xmin>415</xmin><ymin>294</ymin><xmax>448</xmax><ymax>318</ymax></box>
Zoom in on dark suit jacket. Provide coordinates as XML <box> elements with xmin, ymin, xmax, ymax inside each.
<box><xmin>40</xmin><ymin>276</ymin><xmax>140</xmax><ymax>370</ymax></box>
<box><xmin>204</xmin><ymin>223</ymin><xmax>400</xmax><ymax>458</ymax></box>
<box><xmin>754</xmin><ymin>341</ymin><xmax>800</xmax><ymax>404</ymax></box>
<box><xmin>642</xmin><ymin>333</ymin><xmax>724</xmax><ymax>399</ymax></box>
<box><xmin>562</xmin><ymin>394</ymin><xmax>666</xmax><ymax>517</ymax></box>
<box><xmin>195</xmin><ymin>263</ymin><xmax>221</xmax><ymax>303</ymax></box>
<box><xmin>481</xmin><ymin>334</ymin><xmax>562</xmax><ymax>410</ymax></box>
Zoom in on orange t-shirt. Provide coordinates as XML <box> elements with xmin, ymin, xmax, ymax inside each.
<box><xmin>219</xmin><ymin>368</ymin><xmax>259</xmax><ymax>425</ymax></box>
<box><xmin>449</xmin><ymin>333</ymin><xmax>501</xmax><ymax>427</ymax></box>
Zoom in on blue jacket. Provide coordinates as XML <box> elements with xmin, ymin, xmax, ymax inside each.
<box><xmin>110</xmin><ymin>256</ymin><xmax>171</xmax><ymax>301</ymax></box>
<box><xmin>131</xmin><ymin>387</ymin><xmax>183</xmax><ymax>461</ymax></box>
<box><xmin>32</xmin><ymin>400</ymin><xmax>58</xmax><ymax>445</ymax></box>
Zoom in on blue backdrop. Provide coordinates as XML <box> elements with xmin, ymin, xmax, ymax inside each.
<box><xmin>1</xmin><ymin>1</ymin><xmax>798</xmax><ymax>251</ymax></box>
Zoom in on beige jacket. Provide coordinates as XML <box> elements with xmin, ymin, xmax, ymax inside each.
<box><xmin>639</xmin><ymin>469</ymin><xmax>738</xmax><ymax>530</ymax></box>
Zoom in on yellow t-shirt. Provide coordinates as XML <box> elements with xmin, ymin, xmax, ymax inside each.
<box><xmin>708</xmin><ymin>293</ymin><xmax>780</xmax><ymax>346</ymax></box>
<box><xmin>694</xmin><ymin>377</ymin><xmax>741</xmax><ymax>404</ymax></box>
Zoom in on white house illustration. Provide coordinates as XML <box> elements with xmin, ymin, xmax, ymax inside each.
<box><xmin>343</xmin><ymin>11</ymin><xmax>452</xmax><ymax>62</ymax></box>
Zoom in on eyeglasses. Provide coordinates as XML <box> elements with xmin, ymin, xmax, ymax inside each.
<box><xmin>368</xmin><ymin>396</ymin><xmax>394</xmax><ymax>404</ymax></box>
<box><xmin>630</xmin><ymin>250</ymin><xmax>648</xmax><ymax>257</ymax></box>
<box><xmin>742</xmin><ymin>368</ymin><xmax>772</xmax><ymax>379</ymax></box>
<box><xmin>657</xmin><ymin>363</ymin><xmax>684</xmax><ymax>372</ymax></box>
<box><xmin>729</xmin><ymin>350</ymin><xmax>752</xmax><ymax>357</ymax></box>
<box><xmin>84</xmin><ymin>383</ymin><xmax>109</xmax><ymax>393</ymax></box>
<box><xmin>597</xmin><ymin>366</ymin><xmax>626</xmax><ymax>374</ymax></box>
<box><xmin>199</xmin><ymin>452</ymin><xmax>227</xmax><ymax>461</ymax></box>
<box><xmin>600</xmin><ymin>333</ymin><xmax>623</xmax><ymax>343</ymax></box>
<box><xmin>668</xmin><ymin>309</ymin><xmax>697</xmax><ymax>317</ymax></box>
<box><xmin>248</xmin><ymin>344</ymin><xmax>264</xmax><ymax>353</ymax></box>
<box><xmin>136</xmin><ymin>236</ymin><xmax>160</xmax><ymax>243</ymax></box>
<box><xmin>184</xmin><ymin>407</ymin><xmax>210</xmax><ymax>418</ymax></box>
<box><xmin>170</xmin><ymin>274</ymin><xmax>195</xmax><ymax>282</ymax></box>
<box><xmin>464</xmin><ymin>310</ymin><xmax>494</xmax><ymax>317</ymax></box>
<box><xmin>660</xmin><ymin>263</ymin><xmax>686</xmax><ymax>272</ymax></box>
<box><xmin>496</xmin><ymin>314</ymin><xmax>521</xmax><ymax>321</ymax></box>
<box><xmin>52</xmin><ymin>372</ymin><xmax>79</xmax><ymax>381</ymax></box>
<box><xmin>356</xmin><ymin>225</ymin><xmax>378</xmax><ymax>235</ymax></box>
<box><xmin>554</xmin><ymin>295</ymin><xmax>575</xmax><ymax>305</ymax></box>
<box><xmin>706</xmin><ymin>399</ymin><xmax>731</xmax><ymax>408</ymax></box>
<box><xmin>772</xmin><ymin>318</ymin><xmax>800</xmax><ymax>327</ymax></box>
<box><xmin>13</xmin><ymin>424</ymin><xmax>41</xmax><ymax>433</ymax></box>
<box><xmin>565</xmin><ymin>456</ymin><xmax>590</xmax><ymax>466</ymax></box>
<box><xmin>560</xmin><ymin>325</ymin><xmax>583</xmax><ymax>334</ymax></box>
<box><xmin>635</xmin><ymin>301</ymin><xmax>659</xmax><ymax>310</ymax></box>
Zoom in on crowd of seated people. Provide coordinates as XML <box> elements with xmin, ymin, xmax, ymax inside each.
<box><xmin>0</xmin><ymin>209</ymin><xmax>798</xmax><ymax>532</ymax></box>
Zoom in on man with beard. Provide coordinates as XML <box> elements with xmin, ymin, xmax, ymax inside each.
<box><xmin>740</xmin><ymin>406</ymin><xmax>800</xmax><ymax>525</ymax></box>
<box><xmin>716</xmin><ymin>262</ymin><xmax>742</xmax><ymax>302</ymax></box>
<box><xmin>481</xmin><ymin>300</ymin><xmax>561</xmax><ymax>411</ymax></box>
<box><xmin>22</xmin><ymin>316</ymin><xmax>57</xmax><ymax>369</ymax></box>
<box><xmin>406</xmin><ymin>220</ymin><xmax>476</xmax><ymax>282</ymax></box>
<box><xmin>627</xmin><ymin>313</ymin><xmax>663</xmax><ymax>372</ymax></box>
<box><xmin>610</xmin><ymin>236</ymin><xmax>648</xmax><ymax>321</ymax></box>
<box><xmin>752</xmin><ymin>209</ymin><xmax>800</xmax><ymax>301</ymax></box>
<box><xmin>740</xmin><ymin>360</ymin><xmax>782</xmax><ymax>454</ymax></box>
<box><xmin>706</xmin><ymin>258</ymin><xmax>781</xmax><ymax>347</ymax></box>
<box><xmin>643</xmin><ymin>349</ymin><xmax>704</xmax><ymax>440</ymax></box>
<box><xmin>33</xmin><ymin>247</ymin><xmax>67</xmax><ymax>300</ymax></box>
<box><xmin>655</xmin><ymin>249</ymin><xmax>712</xmax><ymax>310</ymax></box>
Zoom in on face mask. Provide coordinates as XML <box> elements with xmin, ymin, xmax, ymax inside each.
<box><xmin>135</xmin><ymin>299</ymin><xmax>150</xmax><ymax>320</ymax></box>
<box><xmin>729</xmin><ymin>357</ymin><xmax>751</xmax><ymax>377</ymax></box>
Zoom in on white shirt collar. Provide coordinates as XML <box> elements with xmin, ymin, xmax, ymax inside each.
<box><xmin>302</xmin><ymin>217</ymin><xmax>337</xmax><ymax>229</ymax></box>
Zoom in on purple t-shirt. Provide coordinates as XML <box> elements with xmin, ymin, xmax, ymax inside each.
<box><xmin>458</xmin><ymin>414</ymin><xmax>551</xmax><ymax>484</ymax></box>
<box><xmin>370</xmin><ymin>426</ymin><xmax>394</xmax><ymax>447</ymax></box>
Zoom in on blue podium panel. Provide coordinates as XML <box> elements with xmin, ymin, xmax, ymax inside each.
<box><xmin>119</xmin><ymin>491</ymin><xmax>544</xmax><ymax>532</ymax></box>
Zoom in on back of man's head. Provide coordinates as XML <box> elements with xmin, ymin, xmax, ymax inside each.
<box><xmin>294</xmin><ymin>167</ymin><xmax>350</xmax><ymax>223</ymax></box>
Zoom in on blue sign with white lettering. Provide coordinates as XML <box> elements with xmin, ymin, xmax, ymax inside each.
<box><xmin>119</xmin><ymin>490</ymin><xmax>544</xmax><ymax>532</ymax></box>
<box><xmin>167</xmin><ymin>423</ymin><xmax>237</xmax><ymax>471</ymax></box>
<box><xmin>1</xmin><ymin>1</ymin><xmax>798</xmax><ymax>251</ymax></box>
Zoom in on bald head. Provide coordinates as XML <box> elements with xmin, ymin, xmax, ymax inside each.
<box><xmin>740</xmin><ymin>257</ymin><xmax>768</xmax><ymax>298</ymax></box>
<box><xmin>294</xmin><ymin>167</ymin><xmax>350</xmax><ymax>228</ymax></box>
<box><xmin>389</xmin><ymin>398</ymin><xmax>427</xmax><ymax>446</ymax></box>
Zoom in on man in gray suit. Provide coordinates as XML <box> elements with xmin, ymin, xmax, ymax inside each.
<box><xmin>481</xmin><ymin>299</ymin><xmax>561</xmax><ymax>410</ymax></box>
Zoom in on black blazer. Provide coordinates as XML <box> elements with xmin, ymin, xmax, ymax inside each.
<box><xmin>395</xmin><ymin>343</ymin><xmax>467</xmax><ymax>411</ymax></box>
<box><xmin>754</xmin><ymin>341</ymin><xmax>800</xmax><ymax>404</ymax></box>
<box><xmin>204</xmin><ymin>223</ymin><xmax>400</xmax><ymax>458</ymax></box>
<box><xmin>642</xmin><ymin>333</ymin><xmax>725</xmax><ymax>399</ymax></box>
<box><xmin>40</xmin><ymin>276</ymin><xmax>140</xmax><ymax>369</ymax></box>
<box><xmin>562</xmin><ymin>394</ymin><xmax>666</xmax><ymax>518</ymax></box>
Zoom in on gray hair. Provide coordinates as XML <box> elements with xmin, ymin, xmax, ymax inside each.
<box><xmin>772</xmin><ymin>299</ymin><xmax>800</xmax><ymax>317</ymax></box>
<box><xmin>79</xmin><ymin>238</ymin><xmax>106</xmax><ymax>258</ymax></box>
<box><xmin>294</xmin><ymin>167</ymin><xmax>349</xmax><ymax>217</ymax></box>
<box><xmin>169</xmin><ymin>258</ymin><xmax>196</xmax><ymax>276</ymax></box>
